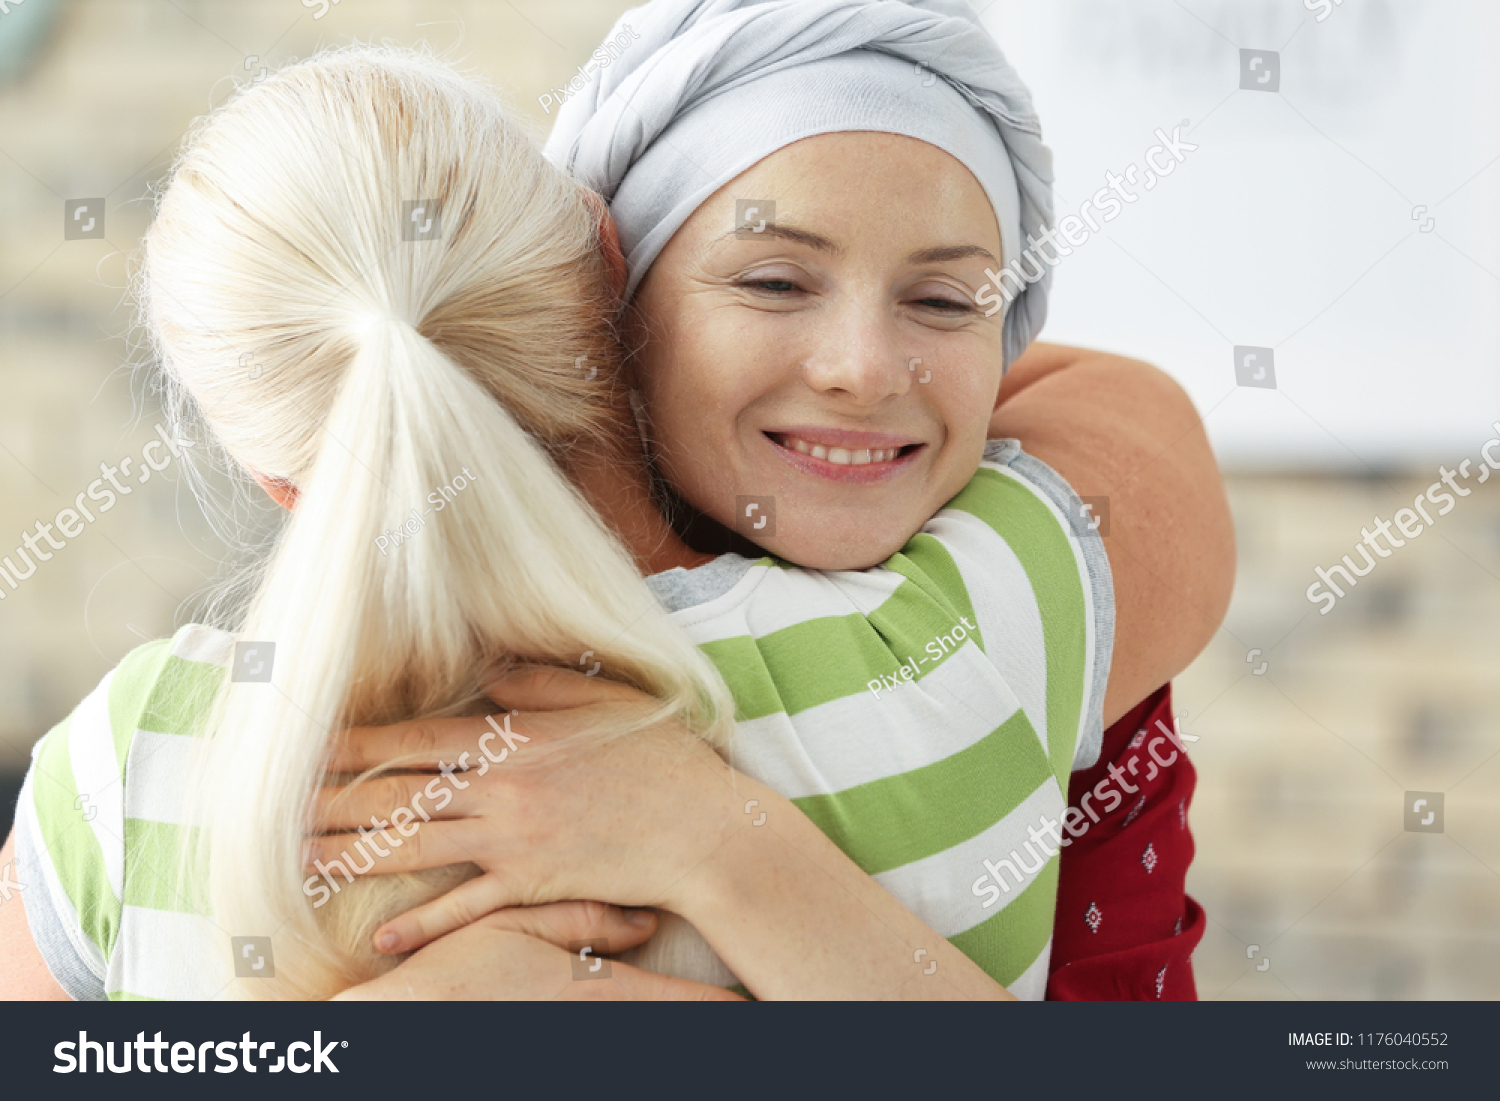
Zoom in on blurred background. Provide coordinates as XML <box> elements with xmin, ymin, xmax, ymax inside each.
<box><xmin>0</xmin><ymin>0</ymin><xmax>1495</xmax><ymax>999</ymax></box>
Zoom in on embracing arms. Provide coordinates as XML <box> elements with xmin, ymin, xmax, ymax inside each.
<box><xmin>324</xmin><ymin>671</ymin><xmax>1014</xmax><ymax>1001</ymax></box>
<box><xmin>993</xmin><ymin>342</ymin><xmax>1236</xmax><ymax>727</ymax></box>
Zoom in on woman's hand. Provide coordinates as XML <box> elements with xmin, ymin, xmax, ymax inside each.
<box><xmin>313</xmin><ymin>667</ymin><xmax>1012</xmax><ymax>1000</ymax></box>
<box><xmin>335</xmin><ymin>899</ymin><xmax>741</xmax><ymax>1001</ymax></box>
<box><xmin>311</xmin><ymin>666</ymin><xmax>762</xmax><ymax>948</ymax></box>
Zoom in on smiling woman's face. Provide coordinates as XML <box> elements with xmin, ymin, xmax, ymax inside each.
<box><xmin>628</xmin><ymin>131</ymin><xmax>1007</xmax><ymax>571</ymax></box>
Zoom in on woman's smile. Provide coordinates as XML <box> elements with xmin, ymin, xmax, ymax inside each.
<box><xmin>763</xmin><ymin>428</ymin><xmax>925</xmax><ymax>485</ymax></box>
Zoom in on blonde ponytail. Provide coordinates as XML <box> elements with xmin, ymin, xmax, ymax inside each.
<box><xmin>138</xmin><ymin>46</ymin><xmax>734</xmax><ymax>998</ymax></box>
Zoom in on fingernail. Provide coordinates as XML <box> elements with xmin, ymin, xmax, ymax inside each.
<box><xmin>624</xmin><ymin>908</ymin><xmax>654</xmax><ymax>927</ymax></box>
<box><xmin>376</xmin><ymin>931</ymin><xmax>400</xmax><ymax>953</ymax></box>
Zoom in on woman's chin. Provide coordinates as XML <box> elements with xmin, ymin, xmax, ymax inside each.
<box><xmin>755</xmin><ymin>529</ymin><xmax>909</xmax><ymax>573</ymax></box>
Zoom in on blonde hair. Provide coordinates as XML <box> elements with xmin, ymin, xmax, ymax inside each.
<box><xmin>139</xmin><ymin>46</ymin><xmax>735</xmax><ymax>999</ymax></box>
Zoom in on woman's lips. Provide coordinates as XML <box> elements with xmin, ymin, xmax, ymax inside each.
<box><xmin>764</xmin><ymin>431</ymin><xmax>923</xmax><ymax>484</ymax></box>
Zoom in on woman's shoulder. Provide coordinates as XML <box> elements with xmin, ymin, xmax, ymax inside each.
<box><xmin>28</xmin><ymin>623</ymin><xmax>232</xmax><ymax>778</ymax></box>
<box><xmin>17</xmin><ymin>624</ymin><xmax>233</xmax><ymax>996</ymax></box>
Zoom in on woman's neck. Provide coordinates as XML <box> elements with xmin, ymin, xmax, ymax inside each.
<box><xmin>566</xmin><ymin>421</ymin><xmax>716</xmax><ymax>577</ymax></box>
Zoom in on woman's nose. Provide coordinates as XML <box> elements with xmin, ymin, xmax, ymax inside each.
<box><xmin>799</xmin><ymin>302</ymin><xmax>911</xmax><ymax>407</ymax></box>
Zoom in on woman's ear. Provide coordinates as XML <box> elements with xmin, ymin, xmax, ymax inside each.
<box><xmin>585</xmin><ymin>189</ymin><xmax>627</xmax><ymax>306</ymax></box>
<box><xmin>252</xmin><ymin>472</ymin><xmax>298</xmax><ymax>511</ymax></box>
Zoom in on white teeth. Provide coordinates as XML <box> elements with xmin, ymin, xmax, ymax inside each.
<box><xmin>778</xmin><ymin>435</ymin><xmax>903</xmax><ymax>465</ymax></box>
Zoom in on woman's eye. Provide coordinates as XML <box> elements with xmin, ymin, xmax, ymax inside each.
<box><xmin>915</xmin><ymin>295</ymin><xmax>974</xmax><ymax>313</ymax></box>
<box><xmin>742</xmin><ymin>278</ymin><xmax>801</xmax><ymax>294</ymax></box>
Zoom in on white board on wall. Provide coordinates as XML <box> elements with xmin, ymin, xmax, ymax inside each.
<box><xmin>982</xmin><ymin>0</ymin><xmax>1500</xmax><ymax>469</ymax></box>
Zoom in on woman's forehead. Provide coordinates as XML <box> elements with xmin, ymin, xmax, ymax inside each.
<box><xmin>688</xmin><ymin>133</ymin><xmax>1002</xmax><ymax>247</ymax></box>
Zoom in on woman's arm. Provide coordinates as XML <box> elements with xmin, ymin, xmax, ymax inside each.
<box><xmin>0</xmin><ymin>830</ymin><xmax>72</xmax><ymax>1000</ymax></box>
<box><xmin>992</xmin><ymin>343</ymin><xmax>1236</xmax><ymax>727</ymax></box>
<box><xmin>317</xmin><ymin>671</ymin><xmax>1014</xmax><ymax>1001</ymax></box>
<box><xmin>337</xmin><ymin>901</ymin><xmax>742</xmax><ymax>1001</ymax></box>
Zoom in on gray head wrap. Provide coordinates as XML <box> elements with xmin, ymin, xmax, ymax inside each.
<box><xmin>542</xmin><ymin>0</ymin><xmax>1054</xmax><ymax>368</ymax></box>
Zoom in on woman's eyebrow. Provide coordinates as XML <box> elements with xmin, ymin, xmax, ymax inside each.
<box><xmin>907</xmin><ymin>244</ymin><xmax>998</xmax><ymax>266</ymax></box>
<box><xmin>716</xmin><ymin>223</ymin><xmax>843</xmax><ymax>254</ymax></box>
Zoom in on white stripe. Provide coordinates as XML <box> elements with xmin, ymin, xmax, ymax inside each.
<box><xmin>124</xmin><ymin>730</ymin><xmax>208</xmax><ymax>827</ymax></box>
<box><xmin>670</xmin><ymin>563</ymin><xmax>903</xmax><ymax>643</ymax></box>
<box><xmin>1006</xmin><ymin>935</ymin><xmax>1052</xmax><ymax>1001</ymax></box>
<box><xmin>873</xmin><ymin>777</ymin><xmax>1067</xmax><ymax>938</ymax></box>
<box><xmin>986</xmin><ymin>458</ymin><xmax>1104</xmax><ymax>773</ymax></box>
<box><xmin>725</xmin><ymin>640</ymin><xmax>1020</xmax><ymax>800</ymax></box>
<box><xmin>818</xmin><ymin>566</ymin><xmax>909</xmax><ymax>619</ymax></box>
<box><xmin>112</xmin><ymin>905</ymin><xmax>227</xmax><ymax>1000</ymax></box>
<box><xmin>65</xmin><ymin>670</ymin><xmax>125</xmax><ymax>900</ymax></box>
<box><xmin>170</xmin><ymin>624</ymin><xmax>234</xmax><ymax>666</ymax></box>
<box><xmin>926</xmin><ymin>506</ymin><xmax>1051</xmax><ymax>757</ymax></box>
<box><xmin>17</xmin><ymin>769</ymin><xmax>109</xmax><ymax>982</ymax></box>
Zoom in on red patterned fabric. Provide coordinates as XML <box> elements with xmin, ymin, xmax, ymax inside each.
<box><xmin>1047</xmin><ymin>683</ymin><xmax>1205</xmax><ymax>1000</ymax></box>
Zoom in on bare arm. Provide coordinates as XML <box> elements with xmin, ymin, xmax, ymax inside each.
<box><xmin>0</xmin><ymin>829</ymin><xmax>72</xmax><ymax>1000</ymax></box>
<box><xmin>328</xmin><ymin>674</ymin><xmax>1014</xmax><ymax>1001</ymax></box>
<box><xmin>992</xmin><ymin>342</ymin><xmax>1236</xmax><ymax>727</ymax></box>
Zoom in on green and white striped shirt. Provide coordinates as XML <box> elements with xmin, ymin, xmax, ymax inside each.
<box><xmin>15</xmin><ymin>440</ymin><xmax>1111</xmax><ymax>1000</ymax></box>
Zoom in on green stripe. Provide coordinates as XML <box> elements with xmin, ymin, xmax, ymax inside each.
<box><xmin>945</xmin><ymin>468</ymin><xmax>1087</xmax><ymax>783</ymax></box>
<box><xmin>108</xmin><ymin>639</ymin><xmax>173</xmax><ymax>772</ymax></box>
<box><xmin>884</xmin><ymin>534</ymin><xmax>984</xmax><ymax>655</ymax></box>
<box><xmin>139</xmin><ymin>654</ymin><xmax>227</xmax><ymax>739</ymax></box>
<box><xmin>28</xmin><ymin>718</ymin><xmax>121</xmax><ymax>960</ymax></box>
<box><xmin>701</xmin><ymin>614</ymin><xmax>891</xmax><ymax>720</ymax></box>
<box><xmin>123</xmin><ymin>817</ymin><xmax>205</xmax><ymax>914</ymax></box>
<box><xmin>702</xmin><ymin>582</ymin><xmax>983</xmax><ymax>722</ymax></box>
<box><xmin>949</xmin><ymin>855</ymin><xmax>1059</xmax><ymax>987</ymax></box>
<box><xmin>110</xmin><ymin>991</ymin><xmax>162</xmax><ymax>1001</ymax></box>
<box><xmin>863</xmin><ymin>570</ymin><xmax>978</xmax><ymax>683</ymax></box>
<box><xmin>791</xmin><ymin>710</ymin><xmax>1051</xmax><ymax>875</ymax></box>
<box><xmin>698</xmin><ymin>636</ymin><xmax>782</xmax><ymax>722</ymax></box>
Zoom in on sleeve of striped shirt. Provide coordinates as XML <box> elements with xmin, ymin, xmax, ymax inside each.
<box><xmin>971</xmin><ymin>439</ymin><xmax>1114</xmax><ymax>774</ymax></box>
<box><xmin>15</xmin><ymin>638</ymin><xmax>174</xmax><ymax>1000</ymax></box>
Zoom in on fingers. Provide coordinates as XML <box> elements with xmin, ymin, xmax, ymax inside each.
<box><xmin>471</xmin><ymin>900</ymin><xmax>658</xmax><ymax>954</ymax></box>
<box><xmin>311</xmin><ymin>772</ymin><xmax>473</xmax><ymax>832</ymax></box>
<box><xmin>373</xmin><ymin>873</ymin><xmax>520</xmax><ymax>953</ymax></box>
<box><xmin>328</xmin><ymin>714</ymin><xmax>497</xmax><ymax>773</ymax></box>
<box><xmin>485</xmin><ymin>663</ymin><xmax>646</xmax><ymax>712</ymax></box>
<box><xmin>306</xmin><ymin>817</ymin><xmax>487</xmax><ymax>880</ymax></box>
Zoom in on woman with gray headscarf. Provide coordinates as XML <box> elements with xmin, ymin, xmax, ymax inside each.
<box><xmin>346</xmin><ymin>0</ymin><xmax>1228</xmax><ymax>999</ymax></box>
